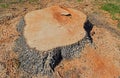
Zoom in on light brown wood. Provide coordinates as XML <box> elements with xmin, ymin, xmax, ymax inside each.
<box><xmin>24</xmin><ymin>6</ymin><xmax>87</xmax><ymax>51</ymax></box>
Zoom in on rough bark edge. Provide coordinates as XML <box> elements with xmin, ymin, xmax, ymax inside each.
<box><xmin>13</xmin><ymin>17</ymin><xmax>93</xmax><ymax>77</ymax></box>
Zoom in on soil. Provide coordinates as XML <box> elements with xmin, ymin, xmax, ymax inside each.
<box><xmin>0</xmin><ymin>0</ymin><xmax>120</xmax><ymax>78</ymax></box>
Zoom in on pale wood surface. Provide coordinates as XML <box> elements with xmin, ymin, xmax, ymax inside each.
<box><xmin>24</xmin><ymin>6</ymin><xmax>86</xmax><ymax>51</ymax></box>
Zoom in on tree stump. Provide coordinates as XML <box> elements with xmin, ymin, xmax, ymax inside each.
<box><xmin>13</xmin><ymin>6</ymin><xmax>93</xmax><ymax>76</ymax></box>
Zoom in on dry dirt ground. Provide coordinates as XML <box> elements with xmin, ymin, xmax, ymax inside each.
<box><xmin>0</xmin><ymin>0</ymin><xmax>120</xmax><ymax>78</ymax></box>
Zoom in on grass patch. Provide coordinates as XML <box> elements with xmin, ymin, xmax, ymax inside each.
<box><xmin>0</xmin><ymin>0</ymin><xmax>4</xmax><ymax>3</ymax></box>
<box><xmin>18</xmin><ymin>0</ymin><xmax>24</xmax><ymax>3</ymax></box>
<box><xmin>101</xmin><ymin>3</ymin><xmax>120</xmax><ymax>15</ymax></box>
<box><xmin>101</xmin><ymin>3</ymin><xmax>120</xmax><ymax>29</ymax></box>
<box><xmin>77</xmin><ymin>0</ymin><xmax>82</xmax><ymax>2</ymax></box>
<box><xmin>0</xmin><ymin>3</ymin><xmax>9</xmax><ymax>8</ymax></box>
<box><xmin>29</xmin><ymin>0</ymin><xmax>38</xmax><ymax>3</ymax></box>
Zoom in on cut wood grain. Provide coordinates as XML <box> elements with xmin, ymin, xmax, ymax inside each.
<box><xmin>24</xmin><ymin>6</ymin><xmax>87</xmax><ymax>51</ymax></box>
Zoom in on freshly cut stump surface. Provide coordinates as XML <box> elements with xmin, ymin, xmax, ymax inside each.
<box><xmin>24</xmin><ymin>6</ymin><xmax>86</xmax><ymax>51</ymax></box>
<box><xmin>14</xmin><ymin>6</ymin><xmax>92</xmax><ymax>77</ymax></box>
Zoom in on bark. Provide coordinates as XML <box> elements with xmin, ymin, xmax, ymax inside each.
<box><xmin>13</xmin><ymin>6</ymin><xmax>93</xmax><ymax>77</ymax></box>
<box><xmin>13</xmin><ymin>17</ymin><xmax>93</xmax><ymax>77</ymax></box>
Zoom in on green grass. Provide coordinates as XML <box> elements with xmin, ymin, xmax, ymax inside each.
<box><xmin>29</xmin><ymin>0</ymin><xmax>38</xmax><ymax>3</ymax></box>
<box><xmin>0</xmin><ymin>0</ymin><xmax>25</xmax><ymax>8</ymax></box>
<box><xmin>101</xmin><ymin>2</ymin><xmax>120</xmax><ymax>29</ymax></box>
<box><xmin>101</xmin><ymin>1</ymin><xmax>120</xmax><ymax>19</ymax></box>
<box><xmin>0</xmin><ymin>3</ymin><xmax>9</xmax><ymax>8</ymax></box>
<box><xmin>101</xmin><ymin>3</ymin><xmax>120</xmax><ymax>15</ymax></box>
<box><xmin>18</xmin><ymin>0</ymin><xmax>24</xmax><ymax>2</ymax></box>
<box><xmin>0</xmin><ymin>0</ymin><xmax>4</xmax><ymax>3</ymax></box>
<box><xmin>0</xmin><ymin>0</ymin><xmax>35</xmax><ymax>8</ymax></box>
<box><xmin>77</xmin><ymin>0</ymin><xmax>82</xmax><ymax>2</ymax></box>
